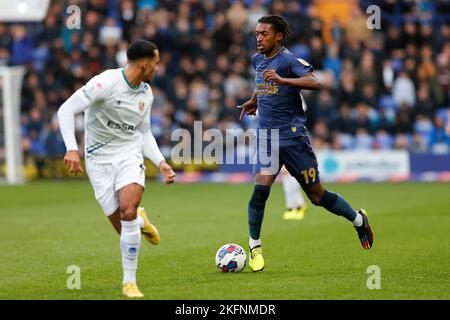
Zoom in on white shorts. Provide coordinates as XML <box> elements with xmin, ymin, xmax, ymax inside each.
<box><xmin>85</xmin><ymin>155</ymin><xmax>146</xmax><ymax>216</ymax></box>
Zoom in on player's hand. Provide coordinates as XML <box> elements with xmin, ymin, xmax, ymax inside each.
<box><xmin>63</xmin><ymin>150</ymin><xmax>84</xmax><ymax>175</ymax></box>
<box><xmin>159</xmin><ymin>161</ymin><xmax>175</xmax><ymax>184</ymax></box>
<box><xmin>262</xmin><ymin>69</ymin><xmax>285</xmax><ymax>84</ymax></box>
<box><xmin>237</xmin><ymin>100</ymin><xmax>258</xmax><ymax>120</ymax></box>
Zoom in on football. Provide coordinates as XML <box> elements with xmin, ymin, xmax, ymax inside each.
<box><xmin>215</xmin><ymin>243</ymin><xmax>247</xmax><ymax>272</ymax></box>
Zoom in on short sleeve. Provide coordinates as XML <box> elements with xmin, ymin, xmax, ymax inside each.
<box><xmin>79</xmin><ymin>72</ymin><xmax>111</xmax><ymax>105</ymax></box>
<box><xmin>289</xmin><ymin>57</ymin><xmax>314</xmax><ymax>78</ymax></box>
<box><xmin>251</xmin><ymin>53</ymin><xmax>259</xmax><ymax>71</ymax></box>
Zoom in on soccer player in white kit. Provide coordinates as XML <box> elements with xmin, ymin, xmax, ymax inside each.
<box><xmin>280</xmin><ymin>166</ymin><xmax>308</xmax><ymax>220</ymax></box>
<box><xmin>57</xmin><ymin>40</ymin><xmax>175</xmax><ymax>298</ymax></box>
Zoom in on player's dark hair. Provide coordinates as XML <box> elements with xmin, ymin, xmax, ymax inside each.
<box><xmin>126</xmin><ymin>39</ymin><xmax>158</xmax><ymax>61</ymax></box>
<box><xmin>258</xmin><ymin>15</ymin><xmax>293</xmax><ymax>43</ymax></box>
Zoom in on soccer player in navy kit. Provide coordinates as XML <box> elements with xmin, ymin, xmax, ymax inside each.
<box><xmin>238</xmin><ymin>15</ymin><xmax>374</xmax><ymax>272</ymax></box>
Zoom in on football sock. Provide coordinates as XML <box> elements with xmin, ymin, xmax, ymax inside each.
<box><xmin>318</xmin><ymin>190</ymin><xmax>357</xmax><ymax>222</ymax></box>
<box><xmin>137</xmin><ymin>215</ymin><xmax>145</xmax><ymax>229</ymax></box>
<box><xmin>352</xmin><ymin>213</ymin><xmax>363</xmax><ymax>227</ymax></box>
<box><xmin>282</xmin><ymin>173</ymin><xmax>305</xmax><ymax>209</ymax></box>
<box><xmin>248</xmin><ymin>185</ymin><xmax>271</xmax><ymax>241</ymax></box>
<box><xmin>120</xmin><ymin>219</ymin><xmax>141</xmax><ymax>284</ymax></box>
<box><xmin>249</xmin><ymin>237</ymin><xmax>262</xmax><ymax>249</ymax></box>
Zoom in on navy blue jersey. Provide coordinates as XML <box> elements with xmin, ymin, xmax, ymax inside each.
<box><xmin>252</xmin><ymin>47</ymin><xmax>313</xmax><ymax>140</ymax></box>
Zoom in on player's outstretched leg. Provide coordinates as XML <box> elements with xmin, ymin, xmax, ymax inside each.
<box><xmin>248</xmin><ymin>184</ymin><xmax>271</xmax><ymax>272</ymax></box>
<box><xmin>305</xmin><ymin>183</ymin><xmax>374</xmax><ymax>249</ymax></box>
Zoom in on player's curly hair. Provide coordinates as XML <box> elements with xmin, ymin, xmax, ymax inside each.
<box><xmin>258</xmin><ymin>15</ymin><xmax>293</xmax><ymax>43</ymax></box>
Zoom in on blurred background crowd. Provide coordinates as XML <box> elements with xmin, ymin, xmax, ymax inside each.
<box><xmin>0</xmin><ymin>0</ymin><xmax>449</xmax><ymax>164</ymax></box>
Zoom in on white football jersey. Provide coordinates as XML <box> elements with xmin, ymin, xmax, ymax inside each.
<box><xmin>78</xmin><ymin>68</ymin><xmax>154</xmax><ymax>163</ymax></box>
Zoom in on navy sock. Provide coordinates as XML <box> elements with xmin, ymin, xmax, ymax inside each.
<box><xmin>318</xmin><ymin>190</ymin><xmax>357</xmax><ymax>222</ymax></box>
<box><xmin>248</xmin><ymin>185</ymin><xmax>271</xmax><ymax>240</ymax></box>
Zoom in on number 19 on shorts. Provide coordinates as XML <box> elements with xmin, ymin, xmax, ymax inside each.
<box><xmin>301</xmin><ymin>168</ymin><xmax>316</xmax><ymax>184</ymax></box>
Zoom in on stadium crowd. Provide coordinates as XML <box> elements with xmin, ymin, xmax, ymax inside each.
<box><xmin>0</xmin><ymin>0</ymin><xmax>449</xmax><ymax>162</ymax></box>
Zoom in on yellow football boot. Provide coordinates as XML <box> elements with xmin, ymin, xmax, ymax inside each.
<box><xmin>248</xmin><ymin>246</ymin><xmax>264</xmax><ymax>272</ymax></box>
<box><xmin>123</xmin><ymin>282</ymin><xmax>144</xmax><ymax>298</ymax></box>
<box><xmin>283</xmin><ymin>205</ymin><xmax>307</xmax><ymax>220</ymax></box>
<box><xmin>137</xmin><ymin>207</ymin><xmax>160</xmax><ymax>245</ymax></box>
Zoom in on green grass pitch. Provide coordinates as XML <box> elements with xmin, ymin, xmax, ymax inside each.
<box><xmin>0</xmin><ymin>180</ymin><xmax>449</xmax><ymax>300</ymax></box>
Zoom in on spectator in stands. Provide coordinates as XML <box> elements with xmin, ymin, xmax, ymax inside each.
<box><xmin>10</xmin><ymin>25</ymin><xmax>34</xmax><ymax>65</ymax></box>
<box><xmin>429</xmin><ymin>116</ymin><xmax>450</xmax><ymax>153</ymax></box>
<box><xmin>393</xmin><ymin>71</ymin><xmax>416</xmax><ymax>108</ymax></box>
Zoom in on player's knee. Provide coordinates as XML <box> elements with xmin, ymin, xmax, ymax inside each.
<box><xmin>120</xmin><ymin>204</ymin><xmax>138</xmax><ymax>221</ymax></box>
<box><xmin>306</xmin><ymin>190</ymin><xmax>323</xmax><ymax>206</ymax></box>
<box><xmin>249</xmin><ymin>185</ymin><xmax>271</xmax><ymax>209</ymax></box>
<box><xmin>309</xmin><ymin>189</ymin><xmax>337</xmax><ymax>208</ymax></box>
<box><xmin>309</xmin><ymin>195</ymin><xmax>322</xmax><ymax>206</ymax></box>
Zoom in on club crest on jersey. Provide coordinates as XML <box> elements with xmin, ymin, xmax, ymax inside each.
<box><xmin>139</xmin><ymin>102</ymin><xmax>145</xmax><ymax>112</ymax></box>
<box><xmin>297</xmin><ymin>58</ymin><xmax>310</xmax><ymax>66</ymax></box>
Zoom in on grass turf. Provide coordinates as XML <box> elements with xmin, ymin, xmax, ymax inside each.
<box><xmin>0</xmin><ymin>180</ymin><xmax>449</xmax><ymax>300</ymax></box>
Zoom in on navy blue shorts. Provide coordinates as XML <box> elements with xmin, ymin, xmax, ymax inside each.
<box><xmin>253</xmin><ymin>132</ymin><xmax>320</xmax><ymax>187</ymax></box>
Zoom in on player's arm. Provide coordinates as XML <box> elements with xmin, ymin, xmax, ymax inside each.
<box><xmin>279</xmin><ymin>72</ymin><xmax>321</xmax><ymax>90</ymax></box>
<box><xmin>263</xmin><ymin>57</ymin><xmax>321</xmax><ymax>90</ymax></box>
<box><xmin>57</xmin><ymin>74</ymin><xmax>109</xmax><ymax>175</ymax></box>
<box><xmin>238</xmin><ymin>54</ymin><xmax>260</xmax><ymax>119</ymax></box>
<box><xmin>262</xmin><ymin>71</ymin><xmax>321</xmax><ymax>90</ymax></box>
<box><xmin>137</xmin><ymin>112</ymin><xmax>175</xmax><ymax>184</ymax></box>
<box><xmin>57</xmin><ymin>90</ymin><xmax>90</xmax><ymax>175</ymax></box>
<box><xmin>238</xmin><ymin>89</ymin><xmax>258</xmax><ymax>120</ymax></box>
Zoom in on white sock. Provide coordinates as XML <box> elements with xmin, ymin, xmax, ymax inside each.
<box><xmin>282</xmin><ymin>174</ymin><xmax>305</xmax><ymax>209</ymax></box>
<box><xmin>137</xmin><ymin>215</ymin><xmax>144</xmax><ymax>229</ymax></box>
<box><xmin>352</xmin><ymin>213</ymin><xmax>363</xmax><ymax>227</ymax></box>
<box><xmin>249</xmin><ymin>237</ymin><xmax>261</xmax><ymax>249</ymax></box>
<box><xmin>120</xmin><ymin>219</ymin><xmax>141</xmax><ymax>285</ymax></box>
